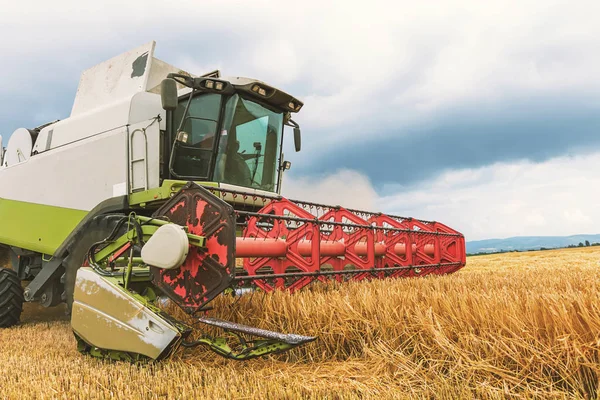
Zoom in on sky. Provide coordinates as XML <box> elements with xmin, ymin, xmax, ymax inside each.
<box><xmin>1</xmin><ymin>0</ymin><xmax>600</xmax><ymax>240</ymax></box>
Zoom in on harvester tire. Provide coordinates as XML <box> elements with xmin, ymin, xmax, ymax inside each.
<box><xmin>0</xmin><ymin>268</ymin><xmax>24</xmax><ymax>328</ymax></box>
<box><xmin>63</xmin><ymin>215</ymin><xmax>124</xmax><ymax>312</ymax></box>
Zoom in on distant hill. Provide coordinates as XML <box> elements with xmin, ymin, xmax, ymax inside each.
<box><xmin>466</xmin><ymin>235</ymin><xmax>600</xmax><ymax>254</ymax></box>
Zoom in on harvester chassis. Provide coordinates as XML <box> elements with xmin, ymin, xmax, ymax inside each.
<box><xmin>0</xmin><ymin>42</ymin><xmax>465</xmax><ymax>362</ymax></box>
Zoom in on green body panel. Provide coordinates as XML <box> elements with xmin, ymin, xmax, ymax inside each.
<box><xmin>129</xmin><ymin>180</ymin><xmax>218</xmax><ymax>208</ymax></box>
<box><xmin>0</xmin><ymin>198</ymin><xmax>87</xmax><ymax>255</ymax></box>
<box><xmin>92</xmin><ymin>216</ymin><xmax>206</xmax><ymax>263</ymax></box>
<box><xmin>129</xmin><ymin>179</ymin><xmax>278</xmax><ymax>211</ymax></box>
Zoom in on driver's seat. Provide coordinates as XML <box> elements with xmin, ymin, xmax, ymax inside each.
<box><xmin>224</xmin><ymin>141</ymin><xmax>252</xmax><ymax>186</ymax></box>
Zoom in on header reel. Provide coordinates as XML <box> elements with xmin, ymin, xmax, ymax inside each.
<box><xmin>71</xmin><ymin>183</ymin><xmax>315</xmax><ymax>361</ymax></box>
<box><xmin>70</xmin><ymin>181</ymin><xmax>464</xmax><ymax>362</ymax></box>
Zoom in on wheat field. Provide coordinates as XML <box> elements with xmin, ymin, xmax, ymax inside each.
<box><xmin>1</xmin><ymin>247</ymin><xmax>600</xmax><ymax>399</ymax></box>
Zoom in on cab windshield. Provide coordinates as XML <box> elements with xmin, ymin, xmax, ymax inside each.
<box><xmin>215</xmin><ymin>95</ymin><xmax>283</xmax><ymax>192</ymax></box>
<box><xmin>171</xmin><ymin>93</ymin><xmax>283</xmax><ymax>192</ymax></box>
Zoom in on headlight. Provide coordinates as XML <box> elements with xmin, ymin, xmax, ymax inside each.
<box><xmin>252</xmin><ymin>85</ymin><xmax>267</xmax><ymax>96</ymax></box>
<box><xmin>176</xmin><ymin>131</ymin><xmax>189</xmax><ymax>144</ymax></box>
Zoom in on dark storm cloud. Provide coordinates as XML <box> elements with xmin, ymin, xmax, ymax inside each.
<box><xmin>295</xmin><ymin>93</ymin><xmax>600</xmax><ymax>188</ymax></box>
<box><xmin>2</xmin><ymin>17</ymin><xmax>598</xmax><ymax>192</ymax></box>
<box><xmin>0</xmin><ymin>32</ymin><xmax>248</xmax><ymax>137</ymax></box>
<box><xmin>0</xmin><ymin>85</ymin><xmax>76</xmax><ymax>138</ymax></box>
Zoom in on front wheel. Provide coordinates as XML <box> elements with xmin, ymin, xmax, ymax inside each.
<box><xmin>0</xmin><ymin>267</ymin><xmax>24</xmax><ymax>328</ymax></box>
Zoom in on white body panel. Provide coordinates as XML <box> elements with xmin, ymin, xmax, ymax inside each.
<box><xmin>1</xmin><ymin>125</ymin><xmax>128</xmax><ymax>210</ymax></box>
<box><xmin>0</xmin><ymin>116</ymin><xmax>163</xmax><ymax>210</ymax></box>
<box><xmin>0</xmin><ymin>91</ymin><xmax>164</xmax><ymax>211</ymax></box>
<box><xmin>0</xmin><ymin>41</ymin><xmax>179</xmax><ymax>211</ymax></box>
<box><xmin>5</xmin><ymin>128</ymin><xmax>33</xmax><ymax>167</ymax></box>
<box><xmin>71</xmin><ymin>42</ymin><xmax>155</xmax><ymax>116</ymax></box>
<box><xmin>71</xmin><ymin>40</ymin><xmax>192</xmax><ymax>116</ymax></box>
<box><xmin>34</xmin><ymin>92</ymin><xmax>163</xmax><ymax>153</ymax></box>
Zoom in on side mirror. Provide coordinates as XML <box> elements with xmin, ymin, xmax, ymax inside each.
<box><xmin>294</xmin><ymin>127</ymin><xmax>301</xmax><ymax>152</ymax></box>
<box><xmin>161</xmin><ymin>78</ymin><xmax>178</xmax><ymax>111</ymax></box>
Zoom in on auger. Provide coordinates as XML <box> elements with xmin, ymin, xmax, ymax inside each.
<box><xmin>0</xmin><ymin>42</ymin><xmax>465</xmax><ymax>361</ymax></box>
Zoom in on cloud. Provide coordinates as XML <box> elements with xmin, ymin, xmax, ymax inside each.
<box><xmin>297</xmin><ymin>92</ymin><xmax>600</xmax><ymax>187</ymax></box>
<box><xmin>282</xmin><ymin>169</ymin><xmax>378</xmax><ymax>211</ymax></box>
<box><xmin>281</xmin><ymin>151</ymin><xmax>600</xmax><ymax>241</ymax></box>
<box><xmin>377</xmin><ymin>151</ymin><xmax>600</xmax><ymax>240</ymax></box>
<box><xmin>3</xmin><ymin>1</ymin><xmax>599</xmax><ymax>135</ymax></box>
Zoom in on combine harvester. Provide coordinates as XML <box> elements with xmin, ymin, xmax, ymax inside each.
<box><xmin>0</xmin><ymin>42</ymin><xmax>465</xmax><ymax>361</ymax></box>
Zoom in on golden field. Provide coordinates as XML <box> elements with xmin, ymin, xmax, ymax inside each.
<box><xmin>2</xmin><ymin>247</ymin><xmax>600</xmax><ymax>399</ymax></box>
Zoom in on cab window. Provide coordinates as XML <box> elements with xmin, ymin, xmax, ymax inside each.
<box><xmin>171</xmin><ymin>94</ymin><xmax>222</xmax><ymax>178</ymax></box>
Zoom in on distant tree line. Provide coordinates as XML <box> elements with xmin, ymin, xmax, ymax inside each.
<box><xmin>467</xmin><ymin>240</ymin><xmax>600</xmax><ymax>256</ymax></box>
<box><xmin>566</xmin><ymin>240</ymin><xmax>597</xmax><ymax>249</ymax></box>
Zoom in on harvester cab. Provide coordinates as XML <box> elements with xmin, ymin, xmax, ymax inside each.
<box><xmin>0</xmin><ymin>42</ymin><xmax>466</xmax><ymax>362</ymax></box>
<box><xmin>161</xmin><ymin>72</ymin><xmax>302</xmax><ymax>195</ymax></box>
